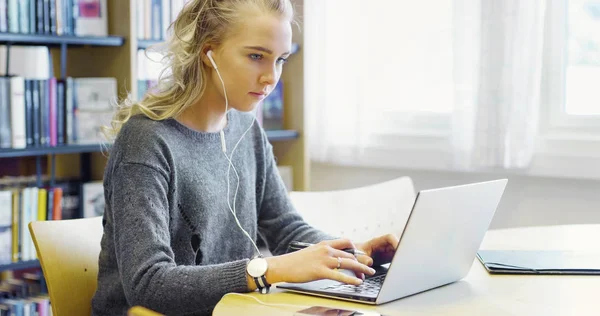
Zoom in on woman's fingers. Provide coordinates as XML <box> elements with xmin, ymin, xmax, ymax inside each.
<box><xmin>332</xmin><ymin>257</ymin><xmax>376</xmax><ymax>276</ymax></box>
<box><xmin>328</xmin><ymin>248</ymin><xmax>358</xmax><ymax>261</ymax></box>
<box><xmin>356</xmin><ymin>254</ymin><xmax>374</xmax><ymax>267</ymax></box>
<box><xmin>319</xmin><ymin>238</ymin><xmax>356</xmax><ymax>251</ymax></box>
<box><xmin>323</xmin><ymin>268</ymin><xmax>364</xmax><ymax>285</ymax></box>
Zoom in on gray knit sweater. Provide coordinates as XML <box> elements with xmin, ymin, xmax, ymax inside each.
<box><xmin>91</xmin><ymin>111</ymin><xmax>332</xmax><ymax>316</ymax></box>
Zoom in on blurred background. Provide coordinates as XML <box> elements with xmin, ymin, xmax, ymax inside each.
<box><xmin>303</xmin><ymin>0</ymin><xmax>600</xmax><ymax>229</ymax></box>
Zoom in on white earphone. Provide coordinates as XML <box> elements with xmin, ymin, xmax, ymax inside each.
<box><xmin>207</xmin><ymin>50</ymin><xmax>228</xmax><ymax>153</ymax></box>
<box><xmin>207</xmin><ymin>50</ymin><xmax>262</xmax><ymax>257</ymax></box>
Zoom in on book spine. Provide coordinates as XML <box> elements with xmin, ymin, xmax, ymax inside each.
<box><xmin>71</xmin><ymin>78</ymin><xmax>78</xmax><ymax>143</ymax></box>
<box><xmin>66</xmin><ymin>0</ymin><xmax>73</xmax><ymax>34</ymax></box>
<box><xmin>18</xmin><ymin>0</ymin><xmax>29</xmax><ymax>33</ymax></box>
<box><xmin>49</xmin><ymin>78</ymin><xmax>57</xmax><ymax>146</ymax></box>
<box><xmin>37</xmin><ymin>188</ymin><xmax>47</xmax><ymax>221</ymax></box>
<box><xmin>9</xmin><ymin>77</ymin><xmax>26</xmax><ymax>149</ymax></box>
<box><xmin>66</xmin><ymin>77</ymin><xmax>73</xmax><ymax>143</ymax></box>
<box><xmin>24</xmin><ymin>79</ymin><xmax>33</xmax><ymax>147</ymax></box>
<box><xmin>7</xmin><ymin>0</ymin><xmax>18</xmax><ymax>33</ymax></box>
<box><xmin>48</xmin><ymin>0</ymin><xmax>56</xmax><ymax>34</ymax></box>
<box><xmin>32</xmin><ymin>80</ymin><xmax>40</xmax><ymax>146</ymax></box>
<box><xmin>0</xmin><ymin>0</ymin><xmax>7</xmax><ymax>33</ymax></box>
<box><xmin>144</xmin><ymin>0</ymin><xmax>151</xmax><ymax>40</ymax></box>
<box><xmin>137</xmin><ymin>0</ymin><xmax>144</xmax><ymax>39</ymax></box>
<box><xmin>39</xmin><ymin>79</ymin><xmax>48</xmax><ymax>146</ymax></box>
<box><xmin>71</xmin><ymin>0</ymin><xmax>77</xmax><ymax>35</ymax></box>
<box><xmin>46</xmin><ymin>187</ymin><xmax>54</xmax><ymax>221</ymax></box>
<box><xmin>56</xmin><ymin>80</ymin><xmax>65</xmax><ymax>145</ymax></box>
<box><xmin>0</xmin><ymin>77</ymin><xmax>11</xmax><ymax>148</ymax></box>
<box><xmin>20</xmin><ymin>188</ymin><xmax>29</xmax><ymax>261</ymax></box>
<box><xmin>29</xmin><ymin>0</ymin><xmax>36</xmax><ymax>33</ymax></box>
<box><xmin>11</xmin><ymin>190</ymin><xmax>20</xmax><ymax>262</ymax></box>
<box><xmin>36</xmin><ymin>0</ymin><xmax>44</xmax><ymax>34</ymax></box>
<box><xmin>151</xmin><ymin>0</ymin><xmax>161</xmax><ymax>40</ymax></box>
<box><xmin>28</xmin><ymin>187</ymin><xmax>38</xmax><ymax>260</ymax></box>
<box><xmin>161</xmin><ymin>0</ymin><xmax>170</xmax><ymax>40</ymax></box>
<box><xmin>43</xmin><ymin>0</ymin><xmax>50</xmax><ymax>34</ymax></box>
<box><xmin>52</xmin><ymin>187</ymin><xmax>63</xmax><ymax>220</ymax></box>
<box><xmin>55</xmin><ymin>0</ymin><xmax>62</xmax><ymax>35</ymax></box>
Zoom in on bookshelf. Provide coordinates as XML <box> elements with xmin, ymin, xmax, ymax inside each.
<box><xmin>0</xmin><ymin>33</ymin><xmax>124</xmax><ymax>47</ymax></box>
<box><xmin>0</xmin><ymin>260</ymin><xmax>40</xmax><ymax>273</ymax></box>
<box><xmin>0</xmin><ymin>130</ymin><xmax>298</xmax><ymax>159</ymax></box>
<box><xmin>0</xmin><ymin>0</ymin><xmax>311</xmax><ymax>273</ymax></box>
<box><xmin>0</xmin><ymin>144</ymin><xmax>108</xmax><ymax>158</ymax></box>
<box><xmin>90</xmin><ymin>0</ymin><xmax>310</xmax><ymax>190</ymax></box>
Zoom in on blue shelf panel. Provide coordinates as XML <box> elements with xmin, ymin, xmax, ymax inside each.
<box><xmin>0</xmin><ymin>131</ymin><xmax>297</xmax><ymax>158</ymax></box>
<box><xmin>265</xmin><ymin>130</ymin><xmax>299</xmax><ymax>141</ymax></box>
<box><xmin>138</xmin><ymin>40</ymin><xmax>300</xmax><ymax>54</ymax></box>
<box><xmin>137</xmin><ymin>39</ymin><xmax>162</xmax><ymax>50</ymax></box>
<box><xmin>0</xmin><ymin>260</ymin><xmax>41</xmax><ymax>272</ymax></box>
<box><xmin>0</xmin><ymin>33</ymin><xmax>124</xmax><ymax>47</ymax></box>
<box><xmin>0</xmin><ymin>144</ymin><xmax>106</xmax><ymax>158</ymax></box>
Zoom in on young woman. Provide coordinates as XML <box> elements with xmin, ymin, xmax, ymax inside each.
<box><xmin>92</xmin><ymin>1</ymin><xmax>398</xmax><ymax>315</ymax></box>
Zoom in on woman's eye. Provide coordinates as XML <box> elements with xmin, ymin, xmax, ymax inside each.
<box><xmin>277</xmin><ymin>57</ymin><xmax>289</xmax><ymax>65</ymax></box>
<box><xmin>249</xmin><ymin>54</ymin><xmax>263</xmax><ymax>60</ymax></box>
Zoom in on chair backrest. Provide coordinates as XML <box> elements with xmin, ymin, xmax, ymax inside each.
<box><xmin>289</xmin><ymin>177</ymin><xmax>416</xmax><ymax>242</ymax></box>
<box><xmin>29</xmin><ymin>216</ymin><xmax>103</xmax><ymax>316</ymax></box>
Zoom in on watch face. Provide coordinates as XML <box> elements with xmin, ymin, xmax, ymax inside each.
<box><xmin>247</xmin><ymin>257</ymin><xmax>268</xmax><ymax>277</ymax></box>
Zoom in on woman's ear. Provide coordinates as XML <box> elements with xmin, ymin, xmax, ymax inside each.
<box><xmin>201</xmin><ymin>45</ymin><xmax>216</xmax><ymax>68</ymax></box>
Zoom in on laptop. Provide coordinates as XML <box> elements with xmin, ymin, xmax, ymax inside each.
<box><xmin>277</xmin><ymin>179</ymin><xmax>508</xmax><ymax>305</ymax></box>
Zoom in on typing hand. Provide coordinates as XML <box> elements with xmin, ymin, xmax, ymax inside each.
<box><xmin>266</xmin><ymin>239</ymin><xmax>376</xmax><ymax>286</ymax></box>
<box><xmin>355</xmin><ymin>234</ymin><xmax>399</xmax><ymax>267</ymax></box>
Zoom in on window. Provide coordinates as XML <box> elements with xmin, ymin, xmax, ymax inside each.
<box><xmin>306</xmin><ymin>0</ymin><xmax>600</xmax><ymax>177</ymax></box>
<box><xmin>362</xmin><ymin>0</ymin><xmax>454</xmax><ymax>136</ymax></box>
<box><xmin>546</xmin><ymin>0</ymin><xmax>600</xmax><ymax>132</ymax></box>
<box><xmin>566</xmin><ymin>0</ymin><xmax>600</xmax><ymax>116</ymax></box>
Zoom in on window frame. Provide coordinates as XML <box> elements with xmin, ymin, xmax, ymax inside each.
<box><xmin>543</xmin><ymin>0</ymin><xmax>600</xmax><ymax>134</ymax></box>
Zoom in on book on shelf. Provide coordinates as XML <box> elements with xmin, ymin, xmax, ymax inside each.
<box><xmin>75</xmin><ymin>0</ymin><xmax>108</xmax><ymax>36</ymax></box>
<box><xmin>0</xmin><ymin>190</ymin><xmax>12</xmax><ymax>265</ymax></box>
<box><xmin>73</xmin><ymin>77</ymin><xmax>116</xmax><ymax>144</ymax></box>
<box><xmin>0</xmin><ymin>77</ymin><xmax>12</xmax><ymax>149</ymax></box>
<box><xmin>0</xmin><ymin>0</ymin><xmax>95</xmax><ymax>36</ymax></box>
<box><xmin>0</xmin><ymin>180</ymin><xmax>84</xmax><ymax>264</ymax></box>
<box><xmin>137</xmin><ymin>0</ymin><xmax>187</xmax><ymax>41</ymax></box>
<box><xmin>136</xmin><ymin>49</ymin><xmax>165</xmax><ymax>100</ymax></box>
<box><xmin>0</xmin><ymin>271</ymin><xmax>49</xmax><ymax>316</ymax></box>
<box><xmin>260</xmin><ymin>80</ymin><xmax>284</xmax><ymax>130</ymax></box>
<box><xmin>82</xmin><ymin>180</ymin><xmax>103</xmax><ymax>218</ymax></box>
<box><xmin>0</xmin><ymin>75</ymin><xmax>117</xmax><ymax>149</ymax></box>
<box><xmin>0</xmin><ymin>46</ymin><xmax>51</xmax><ymax>80</ymax></box>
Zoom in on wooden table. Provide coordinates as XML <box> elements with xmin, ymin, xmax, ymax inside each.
<box><xmin>214</xmin><ymin>225</ymin><xmax>600</xmax><ymax>315</ymax></box>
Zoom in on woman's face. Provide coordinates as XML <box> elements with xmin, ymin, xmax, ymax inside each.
<box><xmin>208</xmin><ymin>12</ymin><xmax>292</xmax><ymax>112</ymax></box>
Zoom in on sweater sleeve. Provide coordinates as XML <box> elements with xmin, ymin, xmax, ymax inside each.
<box><xmin>109</xmin><ymin>162</ymin><xmax>250</xmax><ymax>314</ymax></box>
<box><xmin>257</xmin><ymin>139</ymin><xmax>336</xmax><ymax>256</ymax></box>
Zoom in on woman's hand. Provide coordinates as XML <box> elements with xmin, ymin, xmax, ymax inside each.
<box><xmin>355</xmin><ymin>234</ymin><xmax>399</xmax><ymax>267</ymax></box>
<box><xmin>265</xmin><ymin>239</ymin><xmax>376</xmax><ymax>286</ymax></box>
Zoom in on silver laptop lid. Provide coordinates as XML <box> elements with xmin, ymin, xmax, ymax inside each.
<box><xmin>377</xmin><ymin>179</ymin><xmax>507</xmax><ymax>304</ymax></box>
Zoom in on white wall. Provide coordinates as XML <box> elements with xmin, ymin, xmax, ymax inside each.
<box><xmin>310</xmin><ymin>162</ymin><xmax>600</xmax><ymax>229</ymax></box>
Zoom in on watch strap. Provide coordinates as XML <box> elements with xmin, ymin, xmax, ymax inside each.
<box><xmin>253</xmin><ymin>275</ymin><xmax>271</xmax><ymax>294</ymax></box>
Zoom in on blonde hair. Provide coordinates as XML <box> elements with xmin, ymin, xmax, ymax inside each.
<box><xmin>103</xmin><ymin>0</ymin><xmax>295</xmax><ymax>141</ymax></box>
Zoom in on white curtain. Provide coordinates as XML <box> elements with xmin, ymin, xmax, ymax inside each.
<box><xmin>305</xmin><ymin>0</ymin><xmax>548</xmax><ymax>170</ymax></box>
<box><xmin>305</xmin><ymin>0</ymin><xmax>369</xmax><ymax>164</ymax></box>
<box><xmin>452</xmin><ymin>0</ymin><xmax>547</xmax><ymax>170</ymax></box>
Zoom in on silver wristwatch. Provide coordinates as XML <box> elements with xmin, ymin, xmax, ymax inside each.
<box><xmin>246</xmin><ymin>256</ymin><xmax>270</xmax><ymax>294</ymax></box>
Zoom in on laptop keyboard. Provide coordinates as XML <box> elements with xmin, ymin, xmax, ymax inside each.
<box><xmin>319</xmin><ymin>274</ymin><xmax>386</xmax><ymax>296</ymax></box>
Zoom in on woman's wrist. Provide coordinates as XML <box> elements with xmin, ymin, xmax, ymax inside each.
<box><xmin>264</xmin><ymin>256</ymin><xmax>285</xmax><ymax>285</ymax></box>
<box><xmin>246</xmin><ymin>256</ymin><xmax>285</xmax><ymax>291</ymax></box>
